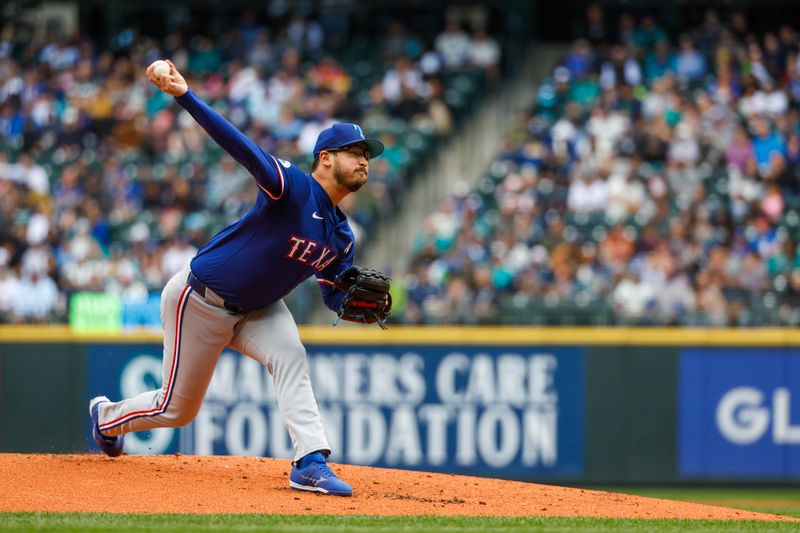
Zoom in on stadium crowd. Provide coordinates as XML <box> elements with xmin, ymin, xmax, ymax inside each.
<box><xmin>0</xmin><ymin>9</ymin><xmax>499</xmax><ymax>324</ymax></box>
<box><xmin>400</xmin><ymin>7</ymin><xmax>800</xmax><ymax>326</ymax></box>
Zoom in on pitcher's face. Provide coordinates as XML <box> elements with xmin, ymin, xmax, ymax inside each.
<box><xmin>330</xmin><ymin>143</ymin><xmax>370</xmax><ymax>192</ymax></box>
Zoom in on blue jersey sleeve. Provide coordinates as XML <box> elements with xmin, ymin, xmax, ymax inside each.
<box><xmin>316</xmin><ymin>236</ymin><xmax>356</xmax><ymax>312</ymax></box>
<box><xmin>175</xmin><ymin>89</ymin><xmax>286</xmax><ymax>200</ymax></box>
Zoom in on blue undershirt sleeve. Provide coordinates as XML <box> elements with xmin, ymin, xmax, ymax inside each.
<box><xmin>316</xmin><ymin>243</ymin><xmax>355</xmax><ymax>312</ymax></box>
<box><xmin>175</xmin><ymin>89</ymin><xmax>285</xmax><ymax>199</ymax></box>
<box><xmin>318</xmin><ymin>281</ymin><xmax>346</xmax><ymax>312</ymax></box>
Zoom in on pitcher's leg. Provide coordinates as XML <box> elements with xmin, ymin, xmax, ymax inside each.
<box><xmin>98</xmin><ymin>270</ymin><xmax>236</xmax><ymax>436</ymax></box>
<box><xmin>230</xmin><ymin>300</ymin><xmax>329</xmax><ymax>461</ymax></box>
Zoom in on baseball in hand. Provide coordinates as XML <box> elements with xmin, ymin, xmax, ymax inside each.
<box><xmin>151</xmin><ymin>60</ymin><xmax>170</xmax><ymax>78</ymax></box>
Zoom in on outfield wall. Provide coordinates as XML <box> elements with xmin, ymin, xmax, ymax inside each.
<box><xmin>1</xmin><ymin>326</ymin><xmax>799</xmax><ymax>484</ymax></box>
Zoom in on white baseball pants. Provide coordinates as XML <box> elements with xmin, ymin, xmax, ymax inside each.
<box><xmin>96</xmin><ymin>266</ymin><xmax>330</xmax><ymax>461</ymax></box>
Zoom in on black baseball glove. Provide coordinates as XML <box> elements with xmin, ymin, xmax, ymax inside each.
<box><xmin>332</xmin><ymin>265</ymin><xmax>392</xmax><ymax>329</ymax></box>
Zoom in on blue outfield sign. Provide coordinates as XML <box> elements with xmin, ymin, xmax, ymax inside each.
<box><xmin>88</xmin><ymin>344</ymin><xmax>585</xmax><ymax>478</ymax></box>
<box><xmin>679</xmin><ymin>348</ymin><xmax>800</xmax><ymax>479</ymax></box>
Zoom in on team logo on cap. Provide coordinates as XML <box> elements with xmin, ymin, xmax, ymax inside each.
<box><xmin>353</xmin><ymin>124</ymin><xmax>364</xmax><ymax>139</ymax></box>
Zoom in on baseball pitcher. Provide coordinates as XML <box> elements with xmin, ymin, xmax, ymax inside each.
<box><xmin>88</xmin><ymin>60</ymin><xmax>392</xmax><ymax>496</ymax></box>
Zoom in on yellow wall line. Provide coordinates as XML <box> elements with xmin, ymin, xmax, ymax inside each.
<box><xmin>1</xmin><ymin>325</ymin><xmax>799</xmax><ymax>346</ymax></box>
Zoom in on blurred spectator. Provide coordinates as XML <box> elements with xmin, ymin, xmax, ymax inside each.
<box><xmin>403</xmin><ymin>263</ymin><xmax>444</xmax><ymax>324</ymax></box>
<box><xmin>612</xmin><ymin>271</ymin><xmax>655</xmax><ymax>324</ymax></box>
<box><xmin>189</xmin><ymin>37</ymin><xmax>223</xmax><ymax>75</ymax></box>
<box><xmin>674</xmin><ymin>35</ymin><xmax>707</xmax><ymax>82</ymax></box>
<box><xmin>424</xmin><ymin>78</ymin><xmax>454</xmax><ymax>136</ymax></box>
<box><xmin>694</xmin><ymin>270</ymin><xmax>728</xmax><ymax>326</ymax></box>
<box><xmin>600</xmin><ymin>45</ymin><xmax>642</xmax><ymax>89</ymax></box>
<box><xmin>419</xmin><ymin>42</ymin><xmax>444</xmax><ymax>76</ymax></box>
<box><xmin>617</xmin><ymin>13</ymin><xmax>637</xmax><ymax>48</ymax></box>
<box><xmin>696</xmin><ymin>10</ymin><xmax>724</xmax><ymax>53</ymax></box>
<box><xmin>747</xmin><ymin>43</ymin><xmax>772</xmax><ymax>87</ymax></box>
<box><xmin>0</xmin><ymin>266</ymin><xmax>20</xmax><ymax>321</ymax></box>
<box><xmin>381</xmin><ymin>56</ymin><xmax>426</xmax><ymax>104</ymax></box>
<box><xmin>779</xmin><ymin>269</ymin><xmax>800</xmax><ymax>325</ymax></box>
<box><xmin>435</xmin><ymin>19</ymin><xmax>471</xmax><ymax>71</ymax></box>
<box><xmin>161</xmin><ymin>237</ymin><xmax>197</xmax><ymax>281</ymax></box>
<box><xmin>307</xmin><ymin>56</ymin><xmax>351</xmax><ymax>96</ymax></box>
<box><xmin>442</xmin><ymin>274</ymin><xmax>474</xmax><ymax>324</ymax></box>
<box><xmin>0</xmin><ymin>153</ymin><xmax>49</xmax><ymax>195</ymax></box>
<box><xmin>382</xmin><ymin>22</ymin><xmax>422</xmax><ymax>61</ymax></box>
<box><xmin>656</xmin><ymin>268</ymin><xmax>697</xmax><ymax>324</ymax></box>
<box><xmin>469</xmin><ymin>28</ymin><xmax>501</xmax><ymax>84</ymax></box>
<box><xmin>587</xmin><ymin>106</ymin><xmax>630</xmax><ymax>159</ymax></box>
<box><xmin>567</xmin><ymin>164</ymin><xmax>607</xmax><ymax>213</ymax></box>
<box><xmin>12</xmin><ymin>270</ymin><xmax>59</xmax><ymax>323</ymax></box>
<box><xmin>600</xmin><ymin>224</ymin><xmax>635</xmax><ymax>274</ymax></box>
<box><xmin>751</xmin><ymin>115</ymin><xmax>787</xmax><ymax>176</ymax></box>
<box><xmin>565</xmin><ymin>39</ymin><xmax>595</xmax><ymax>80</ymax></box>
<box><xmin>644</xmin><ymin>39</ymin><xmax>675</xmax><ymax>82</ymax></box>
<box><xmin>708</xmin><ymin>61</ymin><xmax>740</xmax><ymax>106</ymax></box>
<box><xmin>606</xmin><ymin>161</ymin><xmax>646</xmax><ymax>222</ymax></box>
<box><xmin>725</xmin><ymin>123</ymin><xmax>756</xmax><ymax>173</ymax></box>
<box><xmin>634</xmin><ymin>15</ymin><xmax>667</xmax><ymax>51</ymax></box>
<box><xmin>583</xmin><ymin>3</ymin><xmax>608</xmax><ymax>47</ymax></box>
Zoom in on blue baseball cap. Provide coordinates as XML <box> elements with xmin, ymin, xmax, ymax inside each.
<box><xmin>313</xmin><ymin>123</ymin><xmax>384</xmax><ymax>160</ymax></box>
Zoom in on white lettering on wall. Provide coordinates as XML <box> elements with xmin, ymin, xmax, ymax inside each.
<box><xmin>716</xmin><ymin>387</ymin><xmax>770</xmax><ymax>444</ymax></box>
<box><xmin>160</xmin><ymin>350</ymin><xmax>567</xmax><ymax>469</ymax></box>
<box><xmin>237</xmin><ymin>358</ymin><xmax>265</xmax><ymax>401</ymax></box>
<box><xmin>716</xmin><ymin>386</ymin><xmax>800</xmax><ymax>445</ymax></box>
<box><xmin>477</xmin><ymin>405</ymin><xmax>520</xmax><ymax>467</ymax></box>
<box><xmin>399</xmin><ymin>353</ymin><xmax>426</xmax><ymax>403</ymax></box>
<box><xmin>194</xmin><ymin>403</ymin><xmax>226</xmax><ymax>455</ymax></box>
<box><xmin>205</xmin><ymin>355</ymin><xmax>236</xmax><ymax>402</ymax></box>
<box><xmin>310</xmin><ymin>352</ymin><xmax>426</xmax><ymax>404</ymax></box>
<box><xmin>498</xmin><ymin>354</ymin><xmax>528</xmax><ymax>406</ymax></box>
<box><xmin>436</xmin><ymin>352</ymin><xmax>469</xmax><ymax>403</ymax></box>
<box><xmin>456</xmin><ymin>406</ymin><xmax>478</xmax><ymax>465</ymax></box>
<box><xmin>225</xmin><ymin>403</ymin><xmax>268</xmax><ymax>456</ymax></box>
<box><xmin>384</xmin><ymin>405</ymin><xmax>423</xmax><ymax>465</ymax></box>
<box><xmin>529</xmin><ymin>355</ymin><xmax>557</xmax><ymax>402</ymax></box>
<box><xmin>773</xmin><ymin>388</ymin><xmax>800</xmax><ymax>444</ymax></box>
<box><xmin>347</xmin><ymin>404</ymin><xmax>386</xmax><ymax>464</ymax></box>
<box><xmin>466</xmin><ymin>355</ymin><xmax>496</xmax><ymax>403</ymax></box>
<box><xmin>418</xmin><ymin>404</ymin><xmax>451</xmax><ymax>465</ymax></box>
<box><xmin>343</xmin><ymin>354</ymin><xmax>369</xmax><ymax>403</ymax></box>
<box><xmin>523</xmin><ymin>406</ymin><xmax>558</xmax><ymax>466</ymax></box>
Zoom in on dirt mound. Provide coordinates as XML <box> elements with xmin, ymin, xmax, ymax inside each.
<box><xmin>0</xmin><ymin>454</ymin><xmax>793</xmax><ymax>521</ymax></box>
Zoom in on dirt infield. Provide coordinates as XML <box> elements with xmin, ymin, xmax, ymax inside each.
<box><xmin>0</xmin><ymin>454</ymin><xmax>794</xmax><ymax>521</ymax></box>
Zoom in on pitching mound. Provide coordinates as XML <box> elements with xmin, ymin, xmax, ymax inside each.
<box><xmin>0</xmin><ymin>454</ymin><xmax>794</xmax><ymax>521</ymax></box>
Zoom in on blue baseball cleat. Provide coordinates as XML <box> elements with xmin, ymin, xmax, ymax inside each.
<box><xmin>289</xmin><ymin>452</ymin><xmax>353</xmax><ymax>496</ymax></box>
<box><xmin>89</xmin><ymin>396</ymin><xmax>125</xmax><ymax>457</ymax></box>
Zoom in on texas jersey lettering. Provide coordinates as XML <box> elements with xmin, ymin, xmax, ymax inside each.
<box><xmin>286</xmin><ymin>236</ymin><xmax>339</xmax><ymax>271</ymax></box>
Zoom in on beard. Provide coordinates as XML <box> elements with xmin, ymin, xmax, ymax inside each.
<box><xmin>333</xmin><ymin>158</ymin><xmax>368</xmax><ymax>192</ymax></box>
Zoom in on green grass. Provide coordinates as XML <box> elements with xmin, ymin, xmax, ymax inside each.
<box><xmin>0</xmin><ymin>513</ymin><xmax>796</xmax><ymax>533</ymax></box>
<box><xmin>602</xmin><ymin>487</ymin><xmax>800</xmax><ymax>519</ymax></box>
<box><xmin>1</xmin><ymin>487</ymin><xmax>797</xmax><ymax>532</ymax></box>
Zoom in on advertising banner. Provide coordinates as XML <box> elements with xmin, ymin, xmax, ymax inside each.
<box><xmin>88</xmin><ymin>344</ymin><xmax>585</xmax><ymax>477</ymax></box>
<box><xmin>679</xmin><ymin>348</ymin><xmax>800</xmax><ymax>479</ymax></box>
